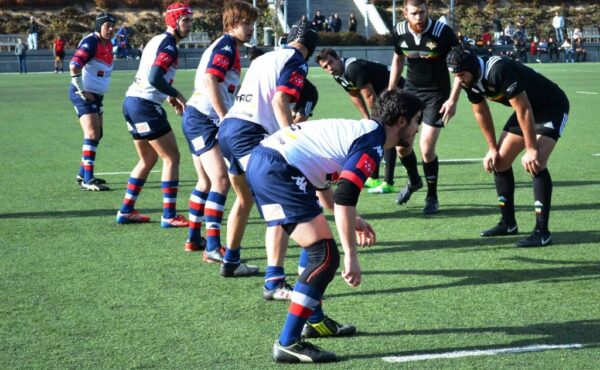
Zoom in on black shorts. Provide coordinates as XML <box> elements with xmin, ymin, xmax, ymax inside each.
<box><xmin>503</xmin><ymin>100</ymin><xmax>570</xmax><ymax>141</ymax></box>
<box><xmin>405</xmin><ymin>89</ymin><xmax>449</xmax><ymax>128</ymax></box>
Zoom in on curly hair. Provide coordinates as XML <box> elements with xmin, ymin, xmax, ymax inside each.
<box><xmin>371</xmin><ymin>88</ymin><xmax>424</xmax><ymax>127</ymax></box>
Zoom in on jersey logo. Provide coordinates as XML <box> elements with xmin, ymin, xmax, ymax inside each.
<box><xmin>292</xmin><ymin>176</ymin><xmax>308</xmax><ymax>194</ymax></box>
<box><xmin>164</xmin><ymin>45</ymin><xmax>175</xmax><ymax>52</ymax></box>
<box><xmin>356</xmin><ymin>153</ymin><xmax>376</xmax><ymax>177</ymax></box>
<box><xmin>80</xmin><ymin>43</ymin><xmax>89</xmax><ymax>50</ymax></box>
<box><xmin>221</xmin><ymin>45</ymin><xmax>232</xmax><ymax>52</ymax></box>
<box><xmin>155</xmin><ymin>52</ymin><xmax>174</xmax><ymax>67</ymax></box>
<box><xmin>426</xmin><ymin>41</ymin><xmax>437</xmax><ymax>50</ymax></box>
<box><xmin>506</xmin><ymin>81</ymin><xmax>518</xmax><ymax>95</ymax></box>
<box><xmin>289</xmin><ymin>71</ymin><xmax>305</xmax><ymax>88</ymax></box>
<box><xmin>400</xmin><ymin>41</ymin><xmax>408</xmax><ymax>48</ymax></box>
<box><xmin>300</xmin><ymin>64</ymin><xmax>308</xmax><ymax>73</ymax></box>
<box><xmin>373</xmin><ymin>145</ymin><xmax>383</xmax><ymax>158</ymax></box>
<box><xmin>543</xmin><ymin>122</ymin><xmax>554</xmax><ymax>129</ymax></box>
<box><xmin>212</xmin><ymin>54</ymin><xmax>230</xmax><ymax>69</ymax></box>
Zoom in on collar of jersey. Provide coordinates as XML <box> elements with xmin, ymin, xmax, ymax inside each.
<box><xmin>408</xmin><ymin>18</ymin><xmax>432</xmax><ymax>37</ymax></box>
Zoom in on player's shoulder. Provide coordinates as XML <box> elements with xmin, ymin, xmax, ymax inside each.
<box><xmin>78</xmin><ymin>33</ymin><xmax>98</xmax><ymax>49</ymax></box>
<box><xmin>394</xmin><ymin>21</ymin><xmax>409</xmax><ymax>36</ymax></box>
<box><xmin>211</xmin><ymin>34</ymin><xmax>236</xmax><ymax>53</ymax></box>
<box><xmin>484</xmin><ymin>55</ymin><xmax>509</xmax><ymax>79</ymax></box>
<box><xmin>156</xmin><ymin>33</ymin><xmax>178</xmax><ymax>52</ymax></box>
<box><xmin>431</xmin><ymin>20</ymin><xmax>454</xmax><ymax>38</ymax></box>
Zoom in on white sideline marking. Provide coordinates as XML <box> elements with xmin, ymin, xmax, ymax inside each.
<box><xmin>576</xmin><ymin>91</ymin><xmax>598</xmax><ymax>95</ymax></box>
<box><xmin>593</xmin><ymin>154</ymin><xmax>600</xmax><ymax>157</ymax></box>
<box><xmin>438</xmin><ymin>158</ymin><xmax>482</xmax><ymax>163</ymax></box>
<box><xmin>96</xmin><ymin>170</ymin><xmax>160</xmax><ymax>175</ymax></box>
<box><xmin>382</xmin><ymin>344</ymin><xmax>583</xmax><ymax>363</ymax></box>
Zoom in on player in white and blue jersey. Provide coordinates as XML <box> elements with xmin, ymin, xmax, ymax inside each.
<box><xmin>116</xmin><ymin>3</ymin><xmax>192</xmax><ymax>227</ymax></box>
<box><xmin>244</xmin><ymin>89</ymin><xmax>424</xmax><ymax>363</ymax></box>
<box><xmin>215</xmin><ymin>20</ymin><xmax>318</xmax><ymax>279</ymax></box>
<box><xmin>181</xmin><ymin>1</ymin><xmax>258</xmax><ymax>260</ymax></box>
<box><xmin>69</xmin><ymin>13</ymin><xmax>115</xmax><ymax>191</ymax></box>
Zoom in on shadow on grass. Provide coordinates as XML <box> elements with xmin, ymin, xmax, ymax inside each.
<box><xmin>329</xmin><ymin>255</ymin><xmax>600</xmax><ymax>298</ymax></box>
<box><xmin>344</xmin><ymin>319</ymin><xmax>600</xmax><ymax>361</ymax></box>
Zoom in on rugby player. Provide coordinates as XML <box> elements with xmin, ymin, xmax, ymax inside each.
<box><xmin>446</xmin><ymin>46</ymin><xmax>569</xmax><ymax>247</ymax></box>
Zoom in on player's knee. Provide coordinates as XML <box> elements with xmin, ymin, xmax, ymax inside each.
<box><xmin>298</xmin><ymin>239</ymin><xmax>340</xmax><ymax>292</ymax></box>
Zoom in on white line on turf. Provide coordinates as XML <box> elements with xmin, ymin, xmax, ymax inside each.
<box><xmin>438</xmin><ymin>158</ymin><xmax>482</xmax><ymax>163</ymax></box>
<box><xmin>593</xmin><ymin>154</ymin><xmax>600</xmax><ymax>157</ymax></box>
<box><xmin>96</xmin><ymin>170</ymin><xmax>161</xmax><ymax>175</ymax></box>
<box><xmin>382</xmin><ymin>343</ymin><xmax>583</xmax><ymax>363</ymax></box>
<box><xmin>576</xmin><ymin>91</ymin><xmax>598</xmax><ymax>95</ymax></box>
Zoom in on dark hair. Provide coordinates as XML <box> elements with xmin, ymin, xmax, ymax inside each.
<box><xmin>446</xmin><ymin>46</ymin><xmax>480</xmax><ymax>76</ymax></box>
<box><xmin>404</xmin><ymin>0</ymin><xmax>426</xmax><ymax>7</ymax></box>
<box><xmin>371</xmin><ymin>88</ymin><xmax>424</xmax><ymax>127</ymax></box>
<box><xmin>314</xmin><ymin>47</ymin><xmax>338</xmax><ymax>64</ymax></box>
<box><xmin>95</xmin><ymin>12</ymin><xmax>116</xmax><ymax>32</ymax></box>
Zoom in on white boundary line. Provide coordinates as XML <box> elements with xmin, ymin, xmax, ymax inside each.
<box><xmin>96</xmin><ymin>170</ymin><xmax>161</xmax><ymax>175</ymax></box>
<box><xmin>438</xmin><ymin>158</ymin><xmax>482</xmax><ymax>163</ymax></box>
<box><xmin>382</xmin><ymin>343</ymin><xmax>583</xmax><ymax>363</ymax></box>
<box><xmin>593</xmin><ymin>154</ymin><xmax>600</xmax><ymax>157</ymax></box>
<box><xmin>576</xmin><ymin>91</ymin><xmax>598</xmax><ymax>95</ymax></box>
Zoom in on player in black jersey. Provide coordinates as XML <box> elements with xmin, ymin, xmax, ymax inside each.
<box><xmin>446</xmin><ymin>46</ymin><xmax>569</xmax><ymax>247</ymax></box>
<box><xmin>316</xmin><ymin>48</ymin><xmax>405</xmax><ymax>194</ymax></box>
<box><xmin>388</xmin><ymin>0</ymin><xmax>462</xmax><ymax>214</ymax></box>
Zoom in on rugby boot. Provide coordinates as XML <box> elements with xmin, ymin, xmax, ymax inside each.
<box><xmin>220</xmin><ymin>262</ymin><xmax>260</xmax><ymax>277</ymax></box>
<box><xmin>273</xmin><ymin>340</ymin><xmax>337</xmax><ymax>363</ymax></box>
<box><xmin>480</xmin><ymin>221</ymin><xmax>518</xmax><ymax>237</ymax></box>
<box><xmin>160</xmin><ymin>214</ymin><xmax>189</xmax><ymax>228</ymax></box>
<box><xmin>203</xmin><ymin>246</ymin><xmax>225</xmax><ymax>263</ymax></box>
<box><xmin>184</xmin><ymin>237</ymin><xmax>206</xmax><ymax>252</ymax></box>
<box><xmin>263</xmin><ymin>280</ymin><xmax>293</xmax><ymax>301</ymax></box>
<box><xmin>301</xmin><ymin>316</ymin><xmax>356</xmax><ymax>338</ymax></box>
<box><xmin>395</xmin><ymin>177</ymin><xmax>423</xmax><ymax>204</ymax></box>
<box><xmin>81</xmin><ymin>178</ymin><xmax>110</xmax><ymax>191</ymax></box>
<box><xmin>367</xmin><ymin>181</ymin><xmax>396</xmax><ymax>194</ymax></box>
<box><xmin>516</xmin><ymin>229</ymin><xmax>552</xmax><ymax>248</ymax></box>
<box><xmin>422</xmin><ymin>196</ymin><xmax>439</xmax><ymax>215</ymax></box>
<box><xmin>116</xmin><ymin>210</ymin><xmax>150</xmax><ymax>224</ymax></box>
<box><xmin>364</xmin><ymin>177</ymin><xmax>382</xmax><ymax>189</ymax></box>
<box><xmin>77</xmin><ymin>175</ymin><xmax>106</xmax><ymax>185</ymax></box>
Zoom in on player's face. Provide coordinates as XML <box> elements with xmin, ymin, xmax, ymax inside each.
<box><xmin>99</xmin><ymin>22</ymin><xmax>115</xmax><ymax>40</ymax></box>
<box><xmin>404</xmin><ymin>4</ymin><xmax>428</xmax><ymax>33</ymax></box>
<box><xmin>231</xmin><ymin>19</ymin><xmax>254</xmax><ymax>43</ymax></box>
<box><xmin>318</xmin><ymin>55</ymin><xmax>343</xmax><ymax>76</ymax></box>
<box><xmin>396</xmin><ymin>111</ymin><xmax>421</xmax><ymax>147</ymax></box>
<box><xmin>177</xmin><ymin>15</ymin><xmax>194</xmax><ymax>37</ymax></box>
<box><xmin>454</xmin><ymin>71</ymin><xmax>475</xmax><ymax>88</ymax></box>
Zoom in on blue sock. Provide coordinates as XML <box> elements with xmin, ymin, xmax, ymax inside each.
<box><xmin>279</xmin><ymin>282</ymin><xmax>322</xmax><ymax>347</ymax></box>
<box><xmin>161</xmin><ymin>180</ymin><xmax>179</xmax><ymax>219</ymax></box>
<box><xmin>307</xmin><ymin>303</ymin><xmax>325</xmax><ymax>323</ymax></box>
<box><xmin>81</xmin><ymin>139</ymin><xmax>98</xmax><ymax>183</ymax></box>
<box><xmin>223</xmin><ymin>247</ymin><xmax>240</xmax><ymax>265</ymax></box>
<box><xmin>298</xmin><ymin>248</ymin><xmax>309</xmax><ymax>276</ymax></box>
<box><xmin>265</xmin><ymin>266</ymin><xmax>285</xmax><ymax>290</ymax></box>
<box><xmin>188</xmin><ymin>188</ymin><xmax>208</xmax><ymax>244</ymax></box>
<box><xmin>120</xmin><ymin>177</ymin><xmax>146</xmax><ymax>214</ymax></box>
<box><xmin>205</xmin><ymin>191</ymin><xmax>227</xmax><ymax>251</ymax></box>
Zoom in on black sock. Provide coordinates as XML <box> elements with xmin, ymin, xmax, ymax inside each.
<box><xmin>400</xmin><ymin>150</ymin><xmax>420</xmax><ymax>185</ymax></box>
<box><xmin>423</xmin><ymin>156</ymin><xmax>439</xmax><ymax>199</ymax></box>
<box><xmin>494</xmin><ymin>168</ymin><xmax>516</xmax><ymax>225</ymax></box>
<box><xmin>371</xmin><ymin>163</ymin><xmax>380</xmax><ymax>180</ymax></box>
<box><xmin>383</xmin><ymin>148</ymin><xmax>397</xmax><ymax>185</ymax></box>
<box><xmin>533</xmin><ymin>168</ymin><xmax>552</xmax><ymax>232</ymax></box>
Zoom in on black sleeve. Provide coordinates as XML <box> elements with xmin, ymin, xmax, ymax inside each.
<box><xmin>346</xmin><ymin>62</ymin><xmax>370</xmax><ymax>89</ymax></box>
<box><xmin>148</xmin><ymin>65</ymin><xmax>180</xmax><ymax>98</ymax></box>
<box><xmin>333</xmin><ymin>178</ymin><xmax>361</xmax><ymax>206</ymax></box>
<box><xmin>465</xmin><ymin>87</ymin><xmax>484</xmax><ymax>104</ymax></box>
<box><xmin>489</xmin><ymin>61</ymin><xmax>525</xmax><ymax>100</ymax></box>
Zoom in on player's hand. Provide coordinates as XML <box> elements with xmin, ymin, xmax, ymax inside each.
<box><xmin>483</xmin><ymin>148</ymin><xmax>499</xmax><ymax>173</ymax></box>
<box><xmin>521</xmin><ymin>149</ymin><xmax>540</xmax><ymax>175</ymax></box>
<box><xmin>355</xmin><ymin>217</ymin><xmax>376</xmax><ymax>247</ymax></box>
<box><xmin>341</xmin><ymin>253</ymin><xmax>362</xmax><ymax>287</ymax></box>
<box><xmin>439</xmin><ymin>99</ymin><xmax>457</xmax><ymax>126</ymax></box>
<box><xmin>78</xmin><ymin>91</ymin><xmax>95</xmax><ymax>102</ymax></box>
<box><xmin>168</xmin><ymin>94</ymin><xmax>186</xmax><ymax>116</ymax></box>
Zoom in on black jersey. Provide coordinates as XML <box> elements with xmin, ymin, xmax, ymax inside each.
<box><xmin>393</xmin><ymin>19</ymin><xmax>458</xmax><ymax>92</ymax></box>
<box><xmin>464</xmin><ymin>56</ymin><xmax>568</xmax><ymax>109</ymax></box>
<box><xmin>333</xmin><ymin>58</ymin><xmax>391</xmax><ymax>95</ymax></box>
<box><xmin>294</xmin><ymin>78</ymin><xmax>318</xmax><ymax>117</ymax></box>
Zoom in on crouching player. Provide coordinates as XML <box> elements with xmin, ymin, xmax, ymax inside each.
<box><xmin>245</xmin><ymin>89</ymin><xmax>424</xmax><ymax>362</ymax></box>
<box><xmin>446</xmin><ymin>46</ymin><xmax>570</xmax><ymax>247</ymax></box>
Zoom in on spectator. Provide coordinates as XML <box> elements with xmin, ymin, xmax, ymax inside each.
<box><xmin>348</xmin><ymin>12</ymin><xmax>357</xmax><ymax>33</ymax></box>
<box><xmin>529</xmin><ymin>38</ymin><xmax>538</xmax><ymax>61</ymax></box>
<box><xmin>28</xmin><ymin>16</ymin><xmax>39</xmax><ymax>50</ymax></box>
<box><xmin>116</xmin><ymin>23</ymin><xmax>131</xmax><ymax>59</ymax></box>
<box><xmin>513</xmin><ymin>36</ymin><xmax>527</xmax><ymax>62</ymax></box>
<box><xmin>333</xmin><ymin>13</ymin><xmax>342</xmax><ymax>33</ymax></box>
<box><xmin>325</xmin><ymin>15</ymin><xmax>333</xmax><ymax>32</ymax></box>
<box><xmin>572</xmin><ymin>27</ymin><xmax>582</xmax><ymax>41</ymax></box>
<box><xmin>560</xmin><ymin>38</ymin><xmax>574</xmax><ymax>63</ymax></box>
<box><xmin>504</xmin><ymin>22</ymin><xmax>515</xmax><ymax>38</ymax></box>
<box><xmin>312</xmin><ymin>10</ymin><xmax>325</xmax><ymax>31</ymax></box>
<box><xmin>552</xmin><ymin>12</ymin><xmax>565</xmax><ymax>43</ymax></box>
<box><xmin>53</xmin><ymin>34</ymin><xmax>65</xmax><ymax>73</ymax></box>
<box><xmin>575</xmin><ymin>37</ymin><xmax>587</xmax><ymax>62</ymax></box>
<box><xmin>547</xmin><ymin>36</ymin><xmax>559</xmax><ymax>62</ymax></box>
<box><xmin>15</xmin><ymin>37</ymin><xmax>28</xmax><ymax>73</ymax></box>
<box><xmin>481</xmin><ymin>29</ymin><xmax>492</xmax><ymax>45</ymax></box>
<box><xmin>485</xmin><ymin>39</ymin><xmax>494</xmax><ymax>57</ymax></box>
<box><xmin>535</xmin><ymin>39</ymin><xmax>548</xmax><ymax>63</ymax></box>
<box><xmin>492</xmin><ymin>17</ymin><xmax>502</xmax><ymax>44</ymax></box>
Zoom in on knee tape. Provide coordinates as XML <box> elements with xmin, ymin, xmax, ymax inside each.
<box><xmin>298</xmin><ymin>239</ymin><xmax>340</xmax><ymax>293</ymax></box>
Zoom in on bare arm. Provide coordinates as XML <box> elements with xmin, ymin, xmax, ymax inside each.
<box><xmin>471</xmin><ymin>100</ymin><xmax>499</xmax><ymax>172</ymax></box>
<box><xmin>359</xmin><ymin>83</ymin><xmax>378</xmax><ymax>110</ymax></box>
<box><xmin>387</xmin><ymin>52</ymin><xmax>405</xmax><ymax>91</ymax></box>
<box><xmin>509</xmin><ymin>91</ymin><xmax>540</xmax><ymax>175</ymax></box>
<box><xmin>272</xmin><ymin>91</ymin><xmax>294</xmax><ymax>128</ymax></box>
<box><xmin>439</xmin><ymin>76</ymin><xmax>463</xmax><ymax>125</ymax></box>
<box><xmin>348</xmin><ymin>91</ymin><xmax>370</xmax><ymax>119</ymax></box>
<box><xmin>334</xmin><ymin>204</ymin><xmax>361</xmax><ymax>287</ymax></box>
<box><xmin>203</xmin><ymin>73</ymin><xmax>228</xmax><ymax>120</ymax></box>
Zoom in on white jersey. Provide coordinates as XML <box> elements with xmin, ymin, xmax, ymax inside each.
<box><xmin>261</xmin><ymin>119</ymin><xmax>385</xmax><ymax>189</ymax></box>
<box><xmin>187</xmin><ymin>34</ymin><xmax>241</xmax><ymax>120</ymax></box>
<box><xmin>225</xmin><ymin>46</ymin><xmax>308</xmax><ymax>134</ymax></box>
<box><xmin>126</xmin><ymin>33</ymin><xmax>179</xmax><ymax>104</ymax></box>
<box><xmin>70</xmin><ymin>33</ymin><xmax>114</xmax><ymax>95</ymax></box>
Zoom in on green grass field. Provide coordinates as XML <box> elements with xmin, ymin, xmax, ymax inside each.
<box><xmin>1</xmin><ymin>63</ymin><xmax>600</xmax><ymax>369</ymax></box>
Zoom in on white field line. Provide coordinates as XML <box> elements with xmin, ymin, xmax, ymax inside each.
<box><xmin>576</xmin><ymin>91</ymin><xmax>598</xmax><ymax>95</ymax></box>
<box><xmin>438</xmin><ymin>158</ymin><xmax>482</xmax><ymax>163</ymax></box>
<box><xmin>382</xmin><ymin>343</ymin><xmax>583</xmax><ymax>363</ymax></box>
<box><xmin>96</xmin><ymin>170</ymin><xmax>160</xmax><ymax>176</ymax></box>
<box><xmin>593</xmin><ymin>154</ymin><xmax>600</xmax><ymax>157</ymax></box>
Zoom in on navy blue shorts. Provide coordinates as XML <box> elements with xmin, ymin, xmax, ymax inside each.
<box><xmin>246</xmin><ymin>146</ymin><xmax>323</xmax><ymax>227</ymax></box>
<box><xmin>122</xmin><ymin>96</ymin><xmax>172</xmax><ymax>141</ymax></box>
<box><xmin>504</xmin><ymin>101</ymin><xmax>570</xmax><ymax>141</ymax></box>
<box><xmin>218</xmin><ymin>117</ymin><xmax>268</xmax><ymax>175</ymax></box>
<box><xmin>182</xmin><ymin>106</ymin><xmax>219</xmax><ymax>156</ymax></box>
<box><xmin>69</xmin><ymin>85</ymin><xmax>104</xmax><ymax>117</ymax></box>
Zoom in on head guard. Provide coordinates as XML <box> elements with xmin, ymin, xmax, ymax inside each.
<box><xmin>287</xmin><ymin>19</ymin><xmax>318</xmax><ymax>60</ymax></box>
<box><xmin>95</xmin><ymin>12</ymin><xmax>116</xmax><ymax>33</ymax></box>
<box><xmin>446</xmin><ymin>46</ymin><xmax>480</xmax><ymax>76</ymax></box>
<box><xmin>165</xmin><ymin>2</ymin><xmax>193</xmax><ymax>29</ymax></box>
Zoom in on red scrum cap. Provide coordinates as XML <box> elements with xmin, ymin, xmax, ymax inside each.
<box><xmin>165</xmin><ymin>3</ymin><xmax>193</xmax><ymax>29</ymax></box>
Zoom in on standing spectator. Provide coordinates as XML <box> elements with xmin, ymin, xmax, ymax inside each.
<box><xmin>481</xmin><ymin>29</ymin><xmax>492</xmax><ymax>46</ymax></box>
<box><xmin>28</xmin><ymin>16</ymin><xmax>39</xmax><ymax>50</ymax></box>
<box><xmin>332</xmin><ymin>13</ymin><xmax>342</xmax><ymax>33</ymax></box>
<box><xmin>15</xmin><ymin>38</ymin><xmax>28</xmax><ymax>74</ymax></box>
<box><xmin>53</xmin><ymin>34</ymin><xmax>65</xmax><ymax>73</ymax></box>
<box><xmin>69</xmin><ymin>13</ymin><xmax>116</xmax><ymax>191</ymax></box>
<box><xmin>575</xmin><ymin>38</ymin><xmax>587</xmax><ymax>62</ymax></box>
<box><xmin>312</xmin><ymin>10</ymin><xmax>325</xmax><ymax>31</ymax></box>
<box><xmin>560</xmin><ymin>38</ymin><xmax>574</xmax><ymax>63</ymax></box>
<box><xmin>324</xmin><ymin>15</ymin><xmax>333</xmax><ymax>32</ymax></box>
<box><xmin>529</xmin><ymin>38</ymin><xmax>538</xmax><ymax>61</ymax></box>
<box><xmin>504</xmin><ymin>22</ymin><xmax>515</xmax><ymax>38</ymax></box>
<box><xmin>535</xmin><ymin>38</ymin><xmax>548</xmax><ymax>63</ymax></box>
<box><xmin>348</xmin><ymin>13</ymin><xmax>357</xmax><ymax>33</ymax></box>
<box><xmin>572</xmin><ymin>27</ymin><xmax>582</xmax><ymax>41</ymax></box>
<box><xmin>117</xmin><ymin>3</ymin><xmax>193</xmax><ymax>225</ymax></box>
<box><xmin>552</xmin><ymin>12</ymin><xmax>565</xmax><ymax>43</ymax></box>
<box><xmin>492</xmin><ymin>17</ymin><xmax>502</xmax><ymax>44</ymax></box>
<box><xmin>547</xmin><ymin>36</ymin><xmax>559</xmax><ymax>62</ymax></box>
